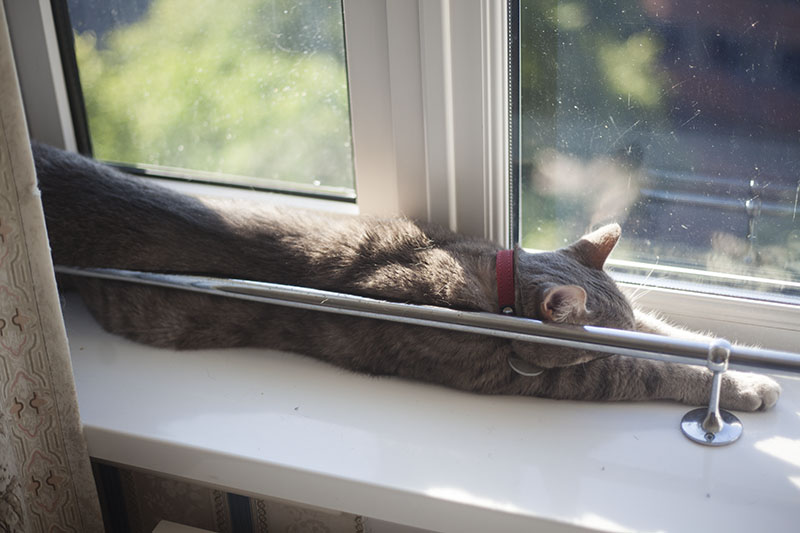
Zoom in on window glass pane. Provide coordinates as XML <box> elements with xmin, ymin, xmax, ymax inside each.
<box><xmin>517</xmin><ymin>1</ymin><xmax>800</xmax><ymax>298</ymax></box>
<box><xmin>67</xmin><ymin>0</ymin><xmax>355</xmax><ymax>198</ymax></box>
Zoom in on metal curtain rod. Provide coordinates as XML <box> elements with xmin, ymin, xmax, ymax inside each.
<box><xmin>54</xmin><ymin>266</ymin><xmax>800</xmax><ymax>373</ymax></box>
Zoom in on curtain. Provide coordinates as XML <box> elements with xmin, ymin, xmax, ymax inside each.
<box><xmin>0</xmin><ymin>5</ymin><xmax>104</xmax><ymax>532</ymax></box>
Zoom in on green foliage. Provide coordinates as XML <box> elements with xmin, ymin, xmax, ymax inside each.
<box><xmin>519</xmin><ymin>0</ymin><xmax>667</xmax><ymax>142</ymax></box>
<box><xmin>75</xmin><ymin>0</ymin><xmax>354</xmax><ymax>191</ymax></box>
<box><xmin>598</xmin><ymin>30</ymin><xmax>666</xmax><ymax>108</ymax></box>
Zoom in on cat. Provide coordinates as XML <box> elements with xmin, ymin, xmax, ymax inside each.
<box><xmin>33</xmin><ymin>142</ymin><xmax>780</xmax><ymax>411</ymax></box>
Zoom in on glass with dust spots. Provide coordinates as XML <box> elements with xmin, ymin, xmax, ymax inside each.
<box><xmin>515</xmin><ymin>0</ymin><xmax>800</xmax><ymax>298</ymax></box>
<box><xmin>66</xmin><ymin>0</ymin><xmax>355</xmax><ymax>199</ymax></box>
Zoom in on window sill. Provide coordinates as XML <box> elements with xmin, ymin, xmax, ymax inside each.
<box><xmin>64</xmin><ymin>294</ymin><xmax>800</xmax><ymax>533</ymax></box>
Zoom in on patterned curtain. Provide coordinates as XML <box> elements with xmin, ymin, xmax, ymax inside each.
<box><xmin>0</xmin><ymin>5</ymin><xmax>104</xmax><ymax>532</ymax></box>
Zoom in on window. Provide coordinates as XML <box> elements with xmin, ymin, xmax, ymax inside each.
<box><xmin>513</xmin><ymin>0</ymin><xmax>800</xmax><ymax>301</ymax></box>
<box><xmin>62</xmin><ymin>0</ymin><xmax>355</xmax><ymax>199</ymax></box>
<box><xmin>8</xmin><ymin>0</ymin><xmax>799</xmax><ymax>349</ymax></box>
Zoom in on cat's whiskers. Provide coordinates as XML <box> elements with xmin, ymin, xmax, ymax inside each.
<box><xmin>627</xmin><ymin>263</ymin><xmax>657</xmax><ymax>305</ymax></box>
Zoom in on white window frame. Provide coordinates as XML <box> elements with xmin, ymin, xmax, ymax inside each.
<box><xmin>6</xmin><ymin>0</ymin><xmax>799</xmax><ymax>353</ymax></box>
<box><xmin>343</xmin><ymin>0</ymin><xmax>509</xmax><ymax>247</ymax></box>
<box><xmin>4</xmin><ymin>0</ymin><xmax>77</xmax><ymax>151</ymax></box>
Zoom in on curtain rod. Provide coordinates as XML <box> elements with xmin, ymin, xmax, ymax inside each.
<box><xmin>54</xmin><ymin>266</ymin><xmax>800</xmax><ymax>373</ymax></box>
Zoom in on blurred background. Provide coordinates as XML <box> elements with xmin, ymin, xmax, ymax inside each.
<box><xmin>67</xmin><ymin>0</ymin><xmax>355</xmax><ymax>195</ymax></box>
<box><xmin>518</xmin><ymin>0</ymin><xmax>800</xmax><ymax>293</ymax></box>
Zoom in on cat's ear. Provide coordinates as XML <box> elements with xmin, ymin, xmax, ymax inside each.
<box><xmin>540</xmin><ymin>285</ymin><xmax>588</xmax><ymax>323</ymax></box>
<box><xmin>561</xmin><ymin>223</ymin><xmax>621</xmax><ymax>270</ymax></box>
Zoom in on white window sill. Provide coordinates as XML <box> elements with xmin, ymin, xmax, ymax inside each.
<box><xmin>63</xmin><ymin>293</ymin><xmax>800</xmax><ymax>533</ymax></box>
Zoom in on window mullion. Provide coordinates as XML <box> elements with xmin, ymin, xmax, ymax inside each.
<box><xmin>4</xmin><ymin>0</ymin><xmax>76</xmax><ymax>150</ymax></box>
<box><xmin>418</xmin><ymin>0</ymin><xmax>509</xmax><ymax>245</ymax></box>
<box><xmin>340</xmin><ymin>0</ymin><xmax>401</xmax><ymax>216</ymax></box>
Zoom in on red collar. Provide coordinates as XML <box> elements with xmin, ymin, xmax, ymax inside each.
<box><xmin>496</xmin><ymin>249</ymin><xmax>515</xmax><ymax>315</ymax></box>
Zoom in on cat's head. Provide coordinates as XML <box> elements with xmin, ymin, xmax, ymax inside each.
<box><xmin>512</xmin><ymin>224</ymin><xmax>635</xmax><ymax>367</ymax></box>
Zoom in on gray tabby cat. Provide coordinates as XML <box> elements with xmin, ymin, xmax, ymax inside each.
<box><xmin>34</xmin><ymin>143</ymin><xmax>780</xmax><ymax>411</ymax></box>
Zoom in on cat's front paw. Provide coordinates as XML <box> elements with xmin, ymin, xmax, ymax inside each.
<box><xmin>720</xmin><ymin>371</ymin><xmax>781</xmax><ymax>411</ymax></box>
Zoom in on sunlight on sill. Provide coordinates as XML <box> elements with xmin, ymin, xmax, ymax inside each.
<box><xmin>754</xmin><ymin>436</ymin><xmax>800</xmax><ymax>469</ymax></box>
<box><xmin>423</xmin><ymin>486</ymin><xmax>523</xmax><ymax>514</ymax></box>
<box><xmin>575</xmin><ymin>513</ymin><xmax>661</xmax><ymax>533</ymax></box>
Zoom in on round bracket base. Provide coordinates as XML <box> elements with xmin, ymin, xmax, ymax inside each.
<box><xmin>681</xmin><ymin>408</ymin><xmax>742</xmax><ymax>446</ymax></box>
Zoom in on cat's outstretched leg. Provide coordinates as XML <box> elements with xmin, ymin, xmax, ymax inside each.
<box><xmin>504</xmin><ymin>353</ymin><xmax>780</xmax><ymax>411</ymax></box>
<box><xmin>631</xmin><ymin>308</ymin><xmax>781</xmax><ymax>409</ymax></box>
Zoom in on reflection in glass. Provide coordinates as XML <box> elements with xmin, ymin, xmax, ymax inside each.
<box><xmin>67</xmin><ymin>0</ymin><xmax>355</xmax><ymax>196</ymax></box>
<box><xmin>518</xmin><ymin>0</ymin><xmax>800</xmax><ymax>295</ymax></box>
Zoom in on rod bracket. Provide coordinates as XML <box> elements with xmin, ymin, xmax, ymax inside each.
<box><xmin>681</xmin><ymin>339</ymin><xmax>742</xmax><ymax>446</ymax></box>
